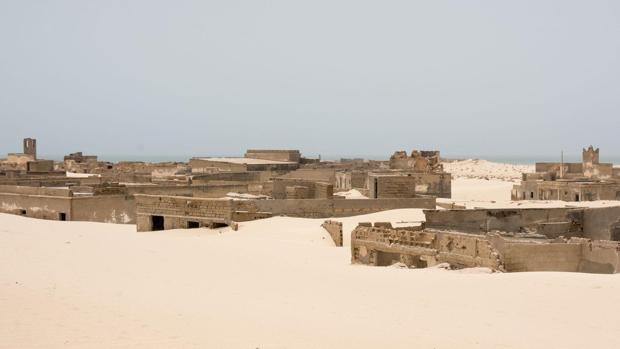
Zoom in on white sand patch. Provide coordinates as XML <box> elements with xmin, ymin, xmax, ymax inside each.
<box><xmin>66</xmin><ymin>172</ymin><xmax>101</xmax><ymax>178</ymax></box>
<box><xmin>334</xmin><ymin>189</ymin><xmax>368</xmax><ymax>199</ymax></box>
<box><xmin>1</xmin><ymin>212</ymin><xmax>620</xmax><ymax>348</ymax></box>
<box><xmin>443</xmin><ymin>159</ymin><xmax>533</xmax><ymax>181</ymax></box>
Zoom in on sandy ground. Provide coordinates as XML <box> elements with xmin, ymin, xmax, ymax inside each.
<box><xmin>2</xmin><ymin>164</ymin><xmax>620</xmax><ymax>348</ymax></box>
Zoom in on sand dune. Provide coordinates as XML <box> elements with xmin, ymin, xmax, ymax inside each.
<box><xmin>2</xmin><ymin>208</ymin><xmax>620</xmax><ymax>348</ymax></box>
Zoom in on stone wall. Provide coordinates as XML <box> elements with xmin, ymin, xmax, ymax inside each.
<box><xmin>321</xmin><ymin>220</ymin><xmax>343</xmax><ymax>246</ymax></box>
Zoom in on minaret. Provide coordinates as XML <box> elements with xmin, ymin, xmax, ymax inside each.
<box><xmin>23</xmin><ymin>138</ymin><xmax>37</xmax><ymax>159</ymax></box>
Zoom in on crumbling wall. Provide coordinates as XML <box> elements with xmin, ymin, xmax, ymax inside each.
<box><xmin>321</xmin><ymin>220</ymin><xmax>343</xmax><ymax>246</ymax></box>
<box><xmin>389</xmin><ymin>150</ymin><xmax>442</xmax><ymax>172</ymax></box>
<box><xmin>351</xmin><ymin>225</ymin><xmax>502</xmax><ymax>269</ymax></box>
<box><xmin>424</xmin><ymin>208</ymin><xmax>583</xmax><ymax>236</ymax></box>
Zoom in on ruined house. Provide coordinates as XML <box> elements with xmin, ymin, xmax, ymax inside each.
<box><xmin>335</xmin><ymin>150</ymin><xmax>451</xmax><ymax>199</ymax></box>
<box><xmin>512</xmin><ymin>146</ymin><xmax>620</xmax><ymax>201</ymax></box>
<box><xmin>351</xmin><ymin>207</ymin><xmax>620</xmax><ymax>273</ymax></box>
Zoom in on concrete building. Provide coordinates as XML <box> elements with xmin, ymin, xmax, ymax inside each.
<box><xmin>350</xmin><ymin>206</ymin><xmax>620</xmax><ymax>273</ymax></box>
<box><xmin>512</xmin><ymin>146</ymin><xmax>620</xmax><ymax>201</ymax></box>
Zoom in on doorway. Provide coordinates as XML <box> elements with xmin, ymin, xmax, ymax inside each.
<box><xmin>151</xmin><ymin>215</ymin><xmax>165</xmax><ymax>231</ymax></box>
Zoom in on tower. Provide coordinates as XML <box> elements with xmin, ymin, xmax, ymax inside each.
<box><xmin>582</xmin><ymin>145</ymin><xmax>599</xmax><ymax>165</ymax></box>
<box><xmin>23</xmin><ymin>138</ymin><xmax>36</xmax><ymax>159</ymax></box>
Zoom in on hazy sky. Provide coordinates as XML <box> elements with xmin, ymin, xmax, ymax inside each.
<box><xmin>1</xmin><ymin>0</ymin><xmax>619</xmax><ymax>159</ymax></box>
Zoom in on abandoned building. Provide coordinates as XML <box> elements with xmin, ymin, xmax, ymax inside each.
<box><xmin>351</xmin><ymin>206</ymin><xmax>620</xmax><ymax>273</ymax></box>
<box><xmin>135</xmin><ymin>194</ymin><xmax>436</xmax><ymax>231</ymax></box>
<box><xmin>512</xmin><ymin>146</ymin><xmax>620</xmax><ymax>201</ymax></box>
<box><xmin>335</xmin><ymin>150</ymin><xmax>451</xmax><ymax>198</ymax></box>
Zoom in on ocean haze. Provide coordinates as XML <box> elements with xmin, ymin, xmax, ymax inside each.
<box><xmin>1</xmin><ymin>0</ymin><xmax>619</xmax><ymax>158</ymax></box>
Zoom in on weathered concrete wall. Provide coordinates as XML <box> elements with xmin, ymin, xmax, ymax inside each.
<box><xmin>71</xmin><ymin>196</ymin><xmax>135</xmax><ymax>224</ymax></box>
<box><xmin>272</xmin><ymin>179</ymin><xmax>333</xmax><ymax>199</ymax></box>
<box><xmin>351</xmin><ymin>225</ymin><xmax>501</xmax><ymax>269</ymax></box>
<box><xmin>245</xmin><ymin>149</ymin><xmax>301</xmax><ymax>163</ymax></box>
<box><xmin>352</xmin><ymin>224</ymin><xmax>620</xmax><ymax>273</ymax></box>
<box><xmin>0</xmin><ymin>192</ymin><xmax>71</xmax><ymax>220</ymax></box>
<box><xmin>368</xmin><ymin>172</ymin><xmax>451</xmax><ymax>199</ymax></box>
<box><xmin>424</xmin><ymin>208</ymin><xmax>583</xmax><ymax>236</ymax></box>
<box><xmin>369</xmin><ymin>175</ymin><xmax>417</xmax><ymax>198</ymax></box>
<box><xmin>277</xmin><ymin>168</ymin><xmax>336</xmax><ymax>184</ymax></box>
<box><xmin>27</xmin><ymin>160</ymin><xmax>54</xmax><ymax>173</ymax></box>
<box><xmin>135</xmin><ymin>195</ymin><xmax>235</xmax><ymax>232</ymax></box>
<box><xmin>321</xmin><ymin>220</ymin><xmax>343</xmax><ymax>247</ymax></box>
<box><xmin>582</xmin><ymin>206</ymin><xmax>620</xmax><ymax>240</ymax></box>
<box><xmin>499</xmin><ymin>242</ymin><xmax>582</xmax><ymax>272</ymax></box>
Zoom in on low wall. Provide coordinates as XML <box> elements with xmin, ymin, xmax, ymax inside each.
<box><xmin>252</xmin><ymin>197</ymin><xmax>435</xmax><ymax>218</ymax></box>
<box><xmin>0</xmin><ymin>192</ymin><xmax>71</xmax><ymax>220</ymax></box>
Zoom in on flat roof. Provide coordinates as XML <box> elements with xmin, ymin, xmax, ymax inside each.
<box><xmin>193</xmin><ymin>157</ymin><xmax>296</xmax><ymax>165</ymax></box>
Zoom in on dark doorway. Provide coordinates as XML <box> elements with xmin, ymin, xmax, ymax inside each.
<box><xmin>187</xmin><ymin>221</ymin><xmax>200</xmax><ymax>229</ymax></box>
<box><xmin>19</xmin><ymin>209</ymin><xmax>26</xmax><ymax>215</ymax></box>
<box><xmin>59</xmin><ymin>213</ymin><xmax>66</xmax><ymax>221</ymax></box>
<box><xmin>374</xmin><ymin>178</ymin><xmax>379</xmax><ymax>199</ymax></box>
<box><xmin>151</xmin><ymin>215</ymin><xmax>165</xmax><ymax>231</ymax></box>
<box><xmin>575</xmin><ymin>194</ymin><xmax>580</xmax><ymax>202</ymax></box>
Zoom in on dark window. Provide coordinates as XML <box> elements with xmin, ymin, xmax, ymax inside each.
<box><xmin>530</xmin><ymin>192</ymin><xmax>534</xmax><ymax>199</ymax></box>
<box><xmin>575</xmin><ymin>194</ymin><xmax>580</xmax><ymax>202</ymax></box>
<box><xmin>187</xmin><ymin>221</ymin><xmax>200</xmax><ymax>229</ymax></box>
<box><xmin>59</xmin><ymin>213</ymin><xmax>66</xmax><ymax>221</ymax></box>
<box><xmin>19</xmin><ymin>209</ymin><xmax>26</xmax><ymax>215</ymax></box>
<box><xmin>151</xmin><ymin>215</ymin><xmax>165</xmax><ymax>231</ymax></box>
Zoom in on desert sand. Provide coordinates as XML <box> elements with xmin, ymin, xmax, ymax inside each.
<box><xmin>2</xmin><ymin>161</ymin><xmax>620</xmax><ymax>348</ymax></box>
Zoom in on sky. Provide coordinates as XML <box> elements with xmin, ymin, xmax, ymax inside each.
<box><xmin>1</xmin><ymin>0</ymin><xmax>619</xmax><ymax>160</ymax></box>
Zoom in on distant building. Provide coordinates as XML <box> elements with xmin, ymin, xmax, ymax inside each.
<box><xmin>512</xmin><ymin>146</ymin><xmax>620</xmax><ymax>201</ymax></box>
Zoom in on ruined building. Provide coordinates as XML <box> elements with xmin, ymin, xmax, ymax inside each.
<box><xmin>350</xmin><ymin>206</ymin><xmax>620</xmax><ymax>273</ymax></box>
<box><xmin>512</xmin><ymin>146</ymin><xmax>620</xmax><ymax>201</ymax></box>
<box><xmin>335</xmin><ymin>150</ymin><xmax>451</xmax><ymax>198</ymax></box>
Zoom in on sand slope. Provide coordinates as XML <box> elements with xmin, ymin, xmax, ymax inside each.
<box><xmin>2</xmin><ymin>210</ymin><xmax>620</xmax><ymax>349</ymax></box>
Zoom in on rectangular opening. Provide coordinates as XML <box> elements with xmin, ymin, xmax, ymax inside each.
<box><xmin>374</xmin><ymin>178</ymin><xmax>379</xmax><ymax>199</ymax></box>
<box><xmin>530</xmin><ymin>192</ymin><xmax>534</xmax><ymax>199</ymax></box>
<box><xmin>19</xmin><ymin>209</ymin><xmax>26</xmax><ymax>215</ymax></box>
<box><xmin>187</xmin><ymin>221</ymin><xmax>200</xmax><ymax>229</ymax></box>
<box><xmin>59</xmin><ymin>213</ymin><xmax>66</xmax><ymax>221</ymax></box>
<box><xmin>151</xmin><ymin>215</ymin><xmax>165</xmax><ymax>231</ymax></box>
<box><xmin>575</xmin><ymin>194</ymin><xmax>580</xmax><ymax>202</ymax></box>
